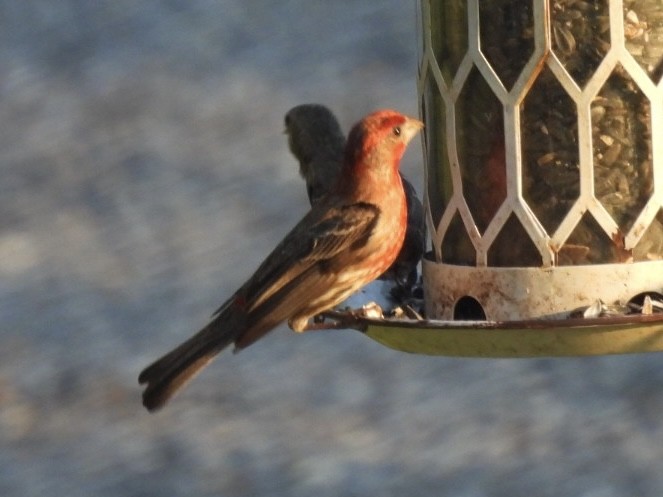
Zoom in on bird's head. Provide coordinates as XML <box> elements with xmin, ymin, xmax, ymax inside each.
<box><xmin>284</xmin><ymin>104</ymin><xmax>345</xmax><ymax>165</ymax></box>
<box><xmin>344</xmin><ymin>110</ymin><xmax>423</xmax><ymax>178</ymax></box>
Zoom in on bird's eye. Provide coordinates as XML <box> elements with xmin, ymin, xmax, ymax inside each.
<box><xmin>284</xmin><ymin>115</ymin><xmax>291</xmax><ymax>127</ymax></box>
<box><xmin>392</xmin><ymin>126</ymin><xmax>401</xmax><ymax>136</ymax></box>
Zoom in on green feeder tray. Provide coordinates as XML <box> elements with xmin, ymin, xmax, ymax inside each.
<box><xmin>357</xmin><ymin>314</ymin><xmax>663</xmax><ymax>358</ymax></box>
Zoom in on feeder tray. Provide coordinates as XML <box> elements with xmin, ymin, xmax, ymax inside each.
<box><xmin>357</xmin><ymin>314</ymin><xmax>663</xmax><ymax>358</ymax></box>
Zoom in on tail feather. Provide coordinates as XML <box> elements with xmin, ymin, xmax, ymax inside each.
<box><xmin>138</xmin><ymin>311</ymin><xmax>242</xmax><ymax>411</ymax></box>
<box><xmin>139</xmin><ymin>283</ymin><xmax>304</xmax><ymax>412</ymax></box>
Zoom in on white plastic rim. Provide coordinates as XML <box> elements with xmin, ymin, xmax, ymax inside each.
<box><xmin>423</xmin><ymin>258</ymin><xmax>663</xmax><ymax>320</ymax></box>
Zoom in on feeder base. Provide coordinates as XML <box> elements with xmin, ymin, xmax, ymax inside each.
<box><xmin>423</xmin><ymin>258</ymin><xmax>663</xmax><ymax>321</ymax></box>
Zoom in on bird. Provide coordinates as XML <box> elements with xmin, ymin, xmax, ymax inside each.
<box><xmin>138</xmin><ymin>110</ymin><xmax>423</xmax><ymax>411</ymax></box>
<box><xmin>285</xmin><ymin>103</ymin><xmax>426</xmax><ymax>296</ymax></box>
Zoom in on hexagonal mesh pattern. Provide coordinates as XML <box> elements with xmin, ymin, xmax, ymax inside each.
<box><xmin>419</xmin><ymin>0</ymin><xmax>663</xmax><ymax>269</ymax></box>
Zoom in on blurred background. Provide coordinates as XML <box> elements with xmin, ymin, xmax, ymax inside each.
<box><xmin>2</xmin><ymin>1</ymin><xmax>663</xmax><ymax>496</ymax></box>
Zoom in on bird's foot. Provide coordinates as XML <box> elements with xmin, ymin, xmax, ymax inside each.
<box><xmin>298</xmin><ymin>302</ymin><xmax>386</xmax><ymax>332</ymax></box>
<box><xmin>388</xmin><ymin>304</ymin><xmax>424</xmax><ymax>320</ymax></box>
<box><xmin>298</xmin><ymin>318</ymin><xmax>352</xmax><ymax>332</ymax></box>
<box><xmin>355</xmin><ymin>301</ymin><xmax>384</xmax><ymax>319</ymax></box>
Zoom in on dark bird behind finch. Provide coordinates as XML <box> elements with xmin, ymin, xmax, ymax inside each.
<box><xmin>284</xmin><ymin>104</ymin><xmax>345</xmax><ymax>205</ymax></box>
<box><xmin>139</xmin><ymin>110</ymin><xmax>423</xmax><ymax>411</ymax></box>
<box><xmin>285</xmin><ymin>104</ymin><xmax>426</xmax><ymax>294</ymax></box>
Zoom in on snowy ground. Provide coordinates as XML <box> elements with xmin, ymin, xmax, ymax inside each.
<box><xmin>2</xmin><ymin>2</ymin><xmax>663</xmax><ymax>496</ymax></box>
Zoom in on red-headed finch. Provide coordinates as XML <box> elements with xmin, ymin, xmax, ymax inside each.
<box><xmin>138</xmin><ymin>110</ymin><xmax>423</xmax><ymax>411</ymax></box>
<box><xmin>285</xmin><ymin>104</ymin><xmax>426</xmax><ymax>294</ymax></box>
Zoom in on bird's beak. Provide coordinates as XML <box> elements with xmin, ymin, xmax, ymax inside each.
<box><xmin>401</xmin><ymin>117</ymin><xmax>425</xmax><ymax>144</ymax></box>
<box><xmin>409</xmin><ymin>117</ymin><xmax>425</xmax><ymax>130</ymax></box>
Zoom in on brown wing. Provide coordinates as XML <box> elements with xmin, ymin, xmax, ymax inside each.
<box><xmin>212</xmin><ymin>202</ymin><xmax>380</xmax><ymax>316</ymax></box>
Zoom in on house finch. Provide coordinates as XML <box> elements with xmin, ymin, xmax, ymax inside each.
<box><xmin>139</xmin><ymin>110</ymin><xmax>423</xmax><ymax>411</ymax></box>
<box><xmin>285</xmin><ymin>104</ymin><xmax>426</xmax><ymax>294</ymax></box>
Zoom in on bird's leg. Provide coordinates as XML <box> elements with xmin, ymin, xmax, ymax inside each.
<box><xmin>298</xmin><ymin>319</ymin><xmax>352</xmax><ymax>331</ymax></box>
<box><xmin>290</xmin><ymin>309</ymin><xmax>368</xmax><ymax>333</ymax></box>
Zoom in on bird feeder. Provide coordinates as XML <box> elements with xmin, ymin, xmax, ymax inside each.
<box><xmin>361</xmin><ymin>0</ymin><xmax>663</xmax><ymax>356</ymax></box>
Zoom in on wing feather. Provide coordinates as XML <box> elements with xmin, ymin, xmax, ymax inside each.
<box><xmin>242</xmin><ymin>202</ymin><xmax>379</xmax><ymax>311</ymax></box>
